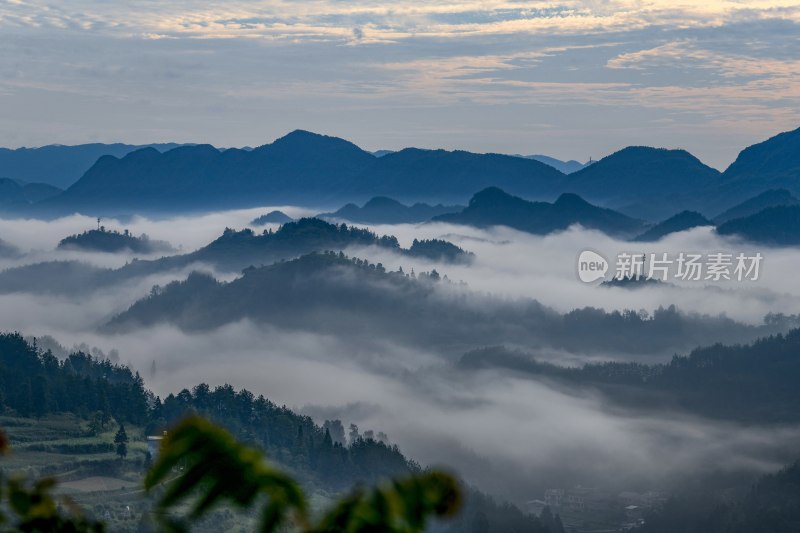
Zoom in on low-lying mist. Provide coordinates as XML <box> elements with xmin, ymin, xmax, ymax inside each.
<box><xmin>19</xmin><ymin>321</ymin><xmax>800</xmax><ymax>506</ymax></box>
<box><xmin>2</xmin><ymin>207</ymin><xmax>800</xmax><ymax>505</ymax></box>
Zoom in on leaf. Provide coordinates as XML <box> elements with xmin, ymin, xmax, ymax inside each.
<box><xmin>312</xmin><ymin>470</ymin><xmax>462</xmax><ymax>533</ymax></box>
<box><xmin>146</xmin><ymin>415</ymin><xmax>308</xmax><ymax>531</ymax></box>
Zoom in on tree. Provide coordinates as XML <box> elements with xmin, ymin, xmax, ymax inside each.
<box><xmin>114</xmin><ymin>423</ymin><xmax>129</xmax><ymax>459</ymax></box>
<box><xmin>323</xmin><ymin>419</ymin><xmax>345</xmax><ymax>445</ymax></box>
<box><xmin>348</xmin><ymin>423</ymin><xmax>360</xmax><ymax>444</ymax></box>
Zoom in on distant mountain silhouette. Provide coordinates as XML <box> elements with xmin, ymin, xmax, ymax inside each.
<box><xmin>37</xmin><ymin>131</ymin><xmax>565</xmax><ymax>215</ymax></box>
<box><xmin>378</xmin><ymin>150</ymin><xmax>589</xmax><ymax>173</ymax></box>
<box><xmin>524</xmin><ymin>155</ymin><xmax>591</xmax><ymax>174</ymax></box>
<box><xmin>251</xmin><ymin>210</ymin><xmax>294</xmax><ymax>225</ymax></box>
<box><xmin>716</xmin><ymin>205</ymin><xmax>800</xmax><ymax>245</ymax></box>
<box><xmin>563</xmin><ymin>146</ymin><xmax>721</xmax><ymax>220</ymax></box>
<box><xmin>319</xmin><ymin>197</ymin><xmax>462</xmax><ymax>224</ymax></box>
<box><xmin>714</xmin><ymin>189</ymin><xmax>800</xmax><ymax>224</ymax></box>
<box><xmin>42</xmin><ymin>131</ymin><xmax>375</xmax><ymax>213</ymax></box>
<box><xmin>368</xmin><ymin>148</ymin><xmax>562</xmax><ymax>201</ymax></box>
<box><xmin>433</xmin><ymin>187</ymin><xmax>645</xmax><ymax>237</ymax></box>
<box><xmin>19</xmin><ymin>182</ymin><xmax>62</xmax><ymax>203</ymax></box>
<box><xmin>0</xmin><ymin>177</ymin><xmax>62</xmax><ymax>209</ymax></box>
<box><xmin>633</xmin><ymin>211</ymin><xmax>713</xmax><ymax>242</ymax></box>
<box><xmin>0</xmin><ymin>143</ymin><xmax>188</xmax><ymax>188</ymax></box>
<box><xmin>722</xmin><ymin>126</ymin><xmax>800</xmax><ymax>190</ymax></box>
<box><xmin>16</xmin><ymin>126</ymin><xmax>800</xmax><ymax>218</ymax></box>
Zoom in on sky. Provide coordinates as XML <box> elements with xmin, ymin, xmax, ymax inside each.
<box><xmin>1</xmin><ymin>1</ymin><xmax>800</xmax><ymax>169</ymax></box>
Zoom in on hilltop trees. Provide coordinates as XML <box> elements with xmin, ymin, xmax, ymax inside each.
<box><xmin>0</xmin><ymin>333</ymin><xmax>149</xmax><ymax>424</ymax></box>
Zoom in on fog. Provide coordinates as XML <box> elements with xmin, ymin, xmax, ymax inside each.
<box><xmin>1</xmin><ymin>207</ymin><xmax>799</xmax><ymax>325</ymax></box>
<box><xmin>18</xmin><ymin>321</ymin><xmax>800</xmax><ymax>504</ymax></box>
<box><xmin>2</xmin><ymin>207</ymin><xmax>800</xmax><ymax>504</ymax></box>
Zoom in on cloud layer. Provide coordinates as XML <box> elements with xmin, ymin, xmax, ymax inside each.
<box><xmin>1</xmin><ymin>1</ymin><xmax>799</xmax><ymax>167</ymax></box>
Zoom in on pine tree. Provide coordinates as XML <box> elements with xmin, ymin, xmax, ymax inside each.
<box><xmin>114</xmin><ymin>423</ymin><xmax>129</xmax><ymax>459</ymax></box>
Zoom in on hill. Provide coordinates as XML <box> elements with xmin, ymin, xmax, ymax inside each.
<box><xmin>433</xmin><ymin>187</ymin><xmax>645</xmax><ymax>237</ymax></box>
<box><xmin>633</xmin><ymin>211</ymin><xmax>713</xmax><ymax>241</ymax></box>
<box><xmin>716</xmin><ymin>205</ymin><xmax>800</xmax><ymax>245</ymax></box>
<box><xmin>563</xmin><ymin>147</ymin><xmax>721</xmax><ymax>220</ymax></box>
<box><xmin>57</xmin><ymin>228</ymin><xmax>174</xmax><ymax>254</ymax></box>
<box><xmin>713</xmin><ymin>189</ymin><xmax>800</xmax><ymax>223</ymax></box>
<box><xmin>0</xmin><ymin>178</ymin><xmax>62</xmax><ymax>210</ymax></box>
<box><xmin>0</xmin><ymin>143</ymin><xmax>187</xmax><ymax>188</ymax></box>
<box><xmin>723</xmin><ymin>126</ymin><xmax>800</xmax><ymax>188</ymax></box>
<box><xmin>319</xmin><ymin>196</ymin><xmax>462</xmax><ymax>224</ymax></box>
<box><xmin>635</xmin><ymin>461</ymin><xmax>800</xmax><ymax>533</ymax></box>
<box><xmin>459</xmin><ymin>328</ymin><xmax>800</xmax><ymax>422</ymax></box>
<box><xmin>182</xmin><ymin>218</ymin><xmax>470</xmax><ymax>271</ymax></box>
<box><xmin>251</xmin><ymin>210</ymin><xmax>294</xmax><ymax>225</ymax></box>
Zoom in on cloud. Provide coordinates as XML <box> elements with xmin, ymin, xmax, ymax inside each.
<box><xmin>1</xmin><ymin>2</ymin><xmax>799</xmax><ymax>166</ymax></box>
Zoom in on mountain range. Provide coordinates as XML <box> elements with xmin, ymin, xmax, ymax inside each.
<box><xmin>3</xmin><ymin>126</ymin><xmax>800</xmax><ymax>221</ymax></box>
<box><xmin>32</xmin><ymin>131</ymin><xmax>563</xmax><ymax>215</ymax></box>
<box><xmin>0</xmin><ymin>143</ymin><xmax>188</xmax><ymax>188</ymax></box>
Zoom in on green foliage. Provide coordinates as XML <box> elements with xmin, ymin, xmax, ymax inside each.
<box><xmin>146</xmin><ymin>415</ymin><xmax>307</xmax><ymax>532</ymax></box>
<box><xmin>312</xmin><ymin>470</ymin><xmax>460</xmax><ymax>533</ymax></box>
<box><xmin>146</xmin><ymin>416</ymin><xmax>461</xmax><ymax>533</ymax></box>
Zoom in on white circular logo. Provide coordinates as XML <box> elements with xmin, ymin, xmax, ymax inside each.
<box><xmin>577</xmin><ymin>250</ymin><xmax>608</xmax><ymax>283</ymax></box>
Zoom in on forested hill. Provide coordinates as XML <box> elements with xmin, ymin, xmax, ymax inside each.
<box><xmin>107</xmin><ymin>251</ymin><xmax>800</xmax><ymax>357</ymax></box>
<box><xmin>0</xmin><ymin>218</ymin><xmax>472</xmax><ymax>297</ymax></box>
<box><xmin>0</xmin><ymin>332</ymin><xmax>561</xmax><ymax>533</ymax></box>
<box><xmin>58</xmin><ymin>229</ymin><xmax>173</xmax><ymax>254</ymax></box>
<box><xmin>634</xmin><ymin>461</ymin><xmax>800</xmax><ymax>533</ymax></box>
<box><xmin>460</xmin><ymin>327</ymin><xmax>800</xmax><ymax>422</ymax></box>
<box><xmin>189</xmin><ymin>218</ymin><xmax>472</xmax><ymax>269</ymax></box>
